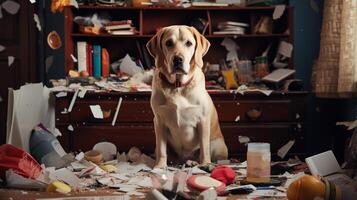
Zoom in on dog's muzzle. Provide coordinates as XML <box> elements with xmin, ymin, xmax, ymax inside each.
<box><xmin>173</xmin><ymin>56</ymin><xmax>187</xmax><ymax>74</ymax></box>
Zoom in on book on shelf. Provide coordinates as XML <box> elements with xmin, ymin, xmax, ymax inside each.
<box><xmin>218</xmin><ymin>21</ymin><xmax>250</xmax><ymax>28</ymax></box>
<box><xmin>192</xmin><ymin>2</ymin><xmax>228</xmax><ymax>6</ymax></box>
<box><xmin>93</xmin><ymin>45</ymin><xmax>102</xmax><ymax>78</ymax></box>
<box><xmin>214</xmin><ymin>21</ymin><xmax>249</xmax><ymax>35</ymax></box>
<box><xmin>105</xmin><ymin>24</ymin><xmax>133</xmax><ymax>31</ymax></box>
<box><xmin>107</xmin><ymin>29</ymin><xmax>137</xmax><ymax>35</ymax></box>
<box><xmin>76</xmin><ymin>41</ymin><xmax>87</xmax><ymax>72</ymax></box>
<box><xmin>213</xmin><ymin>30</ymin><xmax>245</xmax><ymax>35</ymax></box>
<box><xmin>101</xmin><ymin>48</ymin><xmax>110</xmax><ymax>78</ymax></box>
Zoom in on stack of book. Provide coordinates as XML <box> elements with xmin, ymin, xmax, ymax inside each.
<box><xmin>213</xmin><ymin>21</ymin><xmax>249</xmax><ymax>35</ymax></box>
<box><xmin>104</xmin><ymin>20</ymin><xmax>137</xmax><ymax>35</ymax></box>
<box><xmin>76</xmin><ymin>41</ymin><xmax>110</xmax><ymax>78</ymax></box>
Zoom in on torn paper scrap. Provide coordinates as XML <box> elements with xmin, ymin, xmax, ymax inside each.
<box><xmin>278</xmin><ymin>41</ymin><xmax>293</xmax><ymax>58</ymax></box>
<box><xmin>55</xmin><ymin>92</ymin><xmax>67</xmax><ymax>98</ymax></box>
<box><xmin>277</xmin><ymin>140</ymin><xmax>295</xmax><ymax>159</ymax></box>
<box><xmin>29</xmin><ymin>0</ymin><xmax>36</xmax><ymax>3</ymax></box>
<box><xmin>53</xmin><ymin>168</ymin><xmax>81</xmax><ymax>188</ymax></box>
<box><xmin>221</xmin><ymin>38</ymin><xmax>239</xmax><ymax>61</ymax></box>
<box><xmin>67</xmin><ymin>124</ymin><xmax>74</xmax><ymax>131</ymax></box>
<box><xmin>89</xmin><ymin>105</ymin><xmax>103</xmax><ymax>119</ymax></box>
<box><xmin>6</xmin><ymin>170</ymin><xmax>47</xmax><ymax>190</ymax></box>
<box><xmin>0</xmin><ymin>44</ymin><xmax>5</xmax><ymax>52</ymax></box>
<box><xmin>238</xmin><ymin>136</ymin><xmax>250</xmax><ymax>144</ymax></box>
<box><xmin>75</xmin><ymin>152</ymin><xmax>85</xmax><ymax>161</ymax></box>
<box><xmin>120</xmin><ymin>54</ymin><xmax>144</xmax><ymax>76</ymax></box>
<box><xmin>53</xmin><ymin>128</ymin><xmax>62</xmax><ymax>137</ymax></box>
<box><xmin>78</xmin><ymin>89</ymin><xmax>87</xmax><ymax>98</ymax></box>
<box><xmin>2</xmin><ymin>0</ymin><xmax>20</xmax><ymax>15</ymax></box>
<box><xmin>45</xmin><ymin>56</ymin><xmax>54</xmax><ymax>72</ymax></box>
<box><xmin>273</xmin><ymin>5</ymin><xmax>285</xmax><ymax>20</ymax></box>
<box><xmin>8</xmin><ymin>56</ymin><xmax>15</xmax><ymax>67</ymax></box>
<box><xmin>234</xmin><ymin>115</ymin><xmax>240</xmax><ymax>122</ymax></box>
<box><xmin>34</xmin><ymin>14</ymin><xmax>41</xmax><ymax>31</ymax></box>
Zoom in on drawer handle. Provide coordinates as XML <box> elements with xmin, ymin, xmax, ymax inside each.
<box><xmin>246</xmin><ymin>109</ymin><xmax>262</xmax><ymax>120</ymax></box>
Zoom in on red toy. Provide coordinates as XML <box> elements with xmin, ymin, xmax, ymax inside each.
<box><xmin>210</xmin><ymin>165</ymin><xmax>236</xmax><ymax>185</ymax></box>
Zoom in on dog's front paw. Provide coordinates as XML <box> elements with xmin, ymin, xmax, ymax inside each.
<box><xmin>154</xmin><ymin>161</ymin><xmax>167</xmax><ymax>169</ymax></box>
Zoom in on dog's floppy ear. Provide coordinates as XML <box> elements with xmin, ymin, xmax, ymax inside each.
<box><xmin>189</xmin><ymin>26</ymin><xmax>210</xmax><ymax>68</ymax></box>
<box><xmin>146</xmin><ymin>28</ymin><xmax>166</xmax><ymax>68</ymax></box>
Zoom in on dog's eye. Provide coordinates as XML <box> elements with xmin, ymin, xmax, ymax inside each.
<box><xmin>185</xmin><ymin>41</ymin><xmax>192</xmax><ymax>47</ymax></box>
<box><xmin>165</xmin><ymin>40</ymin><xmax>174</xmax><ymax>48</ymax></box>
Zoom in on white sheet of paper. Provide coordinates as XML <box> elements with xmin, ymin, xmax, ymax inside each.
<box><xmin>53</xmin><ymin>128</ymin><xmax>62</xmax><ymax>137</ymax></box>
<box><xmin>29</xmin><ymin>0</ymin><xmax>36</xmax><ymax>3</ymax></box>
<box><xmin>2</xmin><ymin>0</ymin><xmax>20</xmax><ymax>15</ymax></box>
<box><xmin>277</xmin><ymin>140</ymin><xmax>295</xmax><ymax>159</ymax></box>
<box><xmin>67</xmin><ymin>89</ymin><xmax>79</xmax><ymax>112</ymax></box>
<box><xmin>53</xmin><ymin>168</ymin><xmax>81</xmax><ymax>188</ymax></box>
<box><xmin>45</xmin><ymin>56</ymin><xmax>54</xmax><ymax>72</ymax></box>
<box><xmin>53</xmin><ymin>140</ymin><xmax>66</xmax><ymax>157</ymax></box>
<box><xmin>56</xmin><ymin>92</ymin><xmax>67</xmax><ymax>98</ymax></box>
<box><xmin>120</xmin><ymin>54</ymin><xmax>143</xmax><ymax>76</ymax></box>
<box><xmin>33</xmin><ymin>14</ymin><xmax>41</xmax><ymax>31</ymax></box>
<box><xmin>262</xmin><ymin>69</ymin><xmax>295</xmax><ymax>82</ymax></box>
<box><xmin>278</xmin><ymin>41</ymin><xmax>293</xmax><ymax>58</ymax></box>
<box><xmin>234</xmin><ymin>115</ymin><xmax>240</xmax><ymax>122</ymax></box>
<box><xmin>109</xmin><ymin>173</ymin><xmax>129</xmax><ymax>181</ymax></box>
<box><xmin>75</xmin><ymin>152</ymin><xmax>85</xmax><ymax>161</ymax></box>
<box><xmin>273</xmin><ymin>5</ymin><xmax>286</xmax><ymax>20</ymax></box>
<box><xmin>112</xmin><ymin>97</ymin><xmax>123</xmax><ymax>126</ymax></box>
<box><xmin>8</xmin><ymin>56</ymin><xmax>15</xmax><ymax>67</ymax></box>
<box><xmin>6</xmin><ymin>170</ymin><xmax>47</xmax><ymax>190</ymax></box>
<box><xmin>89</xmin><ymin>105</ymin><xmax>103</xmax><ymax>119</ymax></box>
<box><xmin>0</xmin><ymin>44</ymin><xmax>5</xmax><ymax>52</ymax></box>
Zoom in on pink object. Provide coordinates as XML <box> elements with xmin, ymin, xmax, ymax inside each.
<box><xmin>187</xmin><ymin>175</ymin><xmax>226</xmax><ymax>194</ymax></box>
<box><xmin>210</xmin><ymin>165</ymin><xmax>236</xmax><ymax>185</ymax></box>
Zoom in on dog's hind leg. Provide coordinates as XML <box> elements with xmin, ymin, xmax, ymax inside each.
<box><xmin>210</xmin><ymin>138</ymin><xmax>228</xmax><ymax>161</ymax></box>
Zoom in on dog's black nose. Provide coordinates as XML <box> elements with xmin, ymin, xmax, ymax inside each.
<box><xmin>173</xmin><ymin>56</ymin><xmax>183</xmax><ymax>69</ymax></box>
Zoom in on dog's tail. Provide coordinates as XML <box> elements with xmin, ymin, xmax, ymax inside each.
<box><xmin>131</xmin><ymin>69</ymin><xmax>154</xmax><ymax>85</ymax></box>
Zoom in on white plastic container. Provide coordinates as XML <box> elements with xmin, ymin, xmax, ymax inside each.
<box><xmin>247</xmin><ymin>143</ymin><xmax>271</xmax><ymax>183</ymax></box>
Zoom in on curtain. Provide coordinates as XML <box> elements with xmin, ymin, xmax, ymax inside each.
<box><xmin>313</xmin><ymin>0</ymin><xmax>357</xmax><ymax>97</ymax></box>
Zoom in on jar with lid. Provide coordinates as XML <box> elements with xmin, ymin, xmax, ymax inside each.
<box><xmin>255</xmin><ymin>56</ymin><xmax>269</xmax><ymax>79</ymax></box>
<box><xmin>246</xmin><ymin>142</ymin><xmax>271</xmax><ymax>183</ymax></box>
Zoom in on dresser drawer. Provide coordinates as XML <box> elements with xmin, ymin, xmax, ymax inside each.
<box><xmin>215</xmin><ymin>100</ymin><xmax>294</xmax><ymax>123</ymax></box>
<box><xmin>221</xmin><ymin>124</ymin><xmax>303</xmax><ymax>156</ymax></box>
<box><xmin>69</xmin><ymin>99</ymin><xmax>153</xmax><ymax>123</ymax></box>
<box><xmin>67</xmin><ymin>125</ymin><xmax>155</xmax><ymax>153</ymax></box>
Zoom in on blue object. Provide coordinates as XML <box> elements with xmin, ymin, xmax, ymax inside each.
<box><xmin>93</xmin><ymin>45</ymin><xmax>102</xmax><ymax>78</ymax></box>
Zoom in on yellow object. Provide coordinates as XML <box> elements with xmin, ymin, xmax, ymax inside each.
<box><xmin>84</xmin><ymin>150</ymin><xmax>103</xmax><ymax>164</ymax></box>
<box><xmin>47</xmin><ymin>181</ymin><xmax>71</xmax><ymax>193</ymax></box>
<box><xmin>287</xmin><ymin>175</ymin><xmax>341</xmax><ymax>200</ymax></box>
<box><xmin>132</xmin><ymin>0</ymin><xmax>150</xmax><ymax>7</ymax></box>
<box><xmin>51</xmin><ymin>0</ymin><xmax>70</xmax><ymax>13</ymax></box>
<box><xmin>222</xmin><ymin>69</ymin><xmax>238</xmax><ymax>90</ymax></box>
<box><xmin>100</xmin><ymin>164</ymin><xmax>117</xmax><ymax>173</ymax></box>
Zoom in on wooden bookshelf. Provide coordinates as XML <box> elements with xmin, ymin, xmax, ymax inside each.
<box><xmin>64</xmin><ymin>5</ymin><xmax>294</xmax><ymax>74</ymax></box>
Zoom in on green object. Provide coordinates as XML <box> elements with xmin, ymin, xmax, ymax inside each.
<box><xmin>247</xmin><ymin>0</ymin><xmax>286</xmax><ymax>6</ymax></box>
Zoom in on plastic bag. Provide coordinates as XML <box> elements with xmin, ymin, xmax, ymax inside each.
<box><xmin>0</xmin><ymin>144</ymin><xmax>42</xmax><ymax>179</ymax></box>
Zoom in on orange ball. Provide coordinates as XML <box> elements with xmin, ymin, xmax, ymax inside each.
<box><xmin>287</xmin><ymin>175</ymin><xmax>325</xmax><ymax>200</ymax></box>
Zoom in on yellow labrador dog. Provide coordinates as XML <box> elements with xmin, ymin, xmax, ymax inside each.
<box><xmin>146</xmin><ymin>25</ymin><xmax>228</xmax><ymax>168</ymax></box>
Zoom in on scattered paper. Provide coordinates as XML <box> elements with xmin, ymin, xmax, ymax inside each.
<box><xmin>61</xmin><ymin>108</ymin><xmax>68</xmax><ymax>114</ymax></box>
<box><xmin>78</xmin><ymin>89</ymin><xmax>87</xmax><ymax>98</ymax></box>
<box><xmin>56</xmin><ymin>92</ymin><xmax>67</xmax><ymax>98</ymax></box>
<box><xmin>0</xmin><ymin>45</ymin><xmax>5</xmax><ymax>52</ymax></box>
<box><xmin>278</xmin><ymin>41</ymin><xmax>293</xmax><ymax>58</ymax></box>
<box><xmin>112</xmin><ymin>97</ymin><xmax>123</xmax><ymax>126</ymax></box>
<box><xmin>70</xmin><ymin>0</ymin><xmax>79</xmax><ymax>8</ymax></box>
<box><xmin>238</xmin><ymin>136</ymin><xmax>250</xmax><ymax>144</ymax></box>
<box><xmin>33</xmin><ymin>14</ymin><xmax>41</xmax><ymax>31</ymax></box>
<box><xmin>262</xmin><ymin>69</ymin><xmax>295</xmax><ymax>83</ymax></box>
<box><xmin>29</xmin><ymin>0</ymin><xmax>36</xmax><ymax>3</ymax></box>
<box><xmin>336</xmin><ymin>120</ymin><xmax>357</xmax><ymax>130</ymax></box>
<box><xmin>45</xmin><ymin>56</ymin><xmax>54</xmax><ymax>72</ymax></box>
<box><xmin>120</xmin><ymin>54</ymin><xmax>144</xmax><ymax>76</ymax></box>
<box><xmin>296</xmin><ymin>113</ymin><xmax>300</xmax><ymax>119</ymax></box>
<box><xmin>67</xmin><ymin>89</ymin><xmax>79</xmax><ymax>112</ymax></box>
<box><xmin>310</xmin><ymin>0</ymin><xmax>319</xmax><ymax>13</ymax></box>
<box><xmin>6</xmin><ymin>170</ymin><xmax>47</xmax><ymax>190</ymax></box>
<box><xmin>198</xmin><ymin>188</ymin><xmax>217</xmax><ymax>200</ymax></box>
<box><xmin>2</xmin><ymin>0</ymin><xmax>20</xmax><ymax>15</ymax></box>
<box><xmin>89</xmin><ymin>105</ymin><xmax>103</xmax><ymax>119</ymax></box>
<box><xmin>284</xmin><ymin>171</ymin><xmax>305</xmax><ymax>188</ymax></box>
<box><xmin>67</xmin><ymin>124</ymin><xmax>74</xmax><ymax>131</ymax></box>
<box><xmin>75</xmin><ymin>152</ymin><xmax>85</xmax><ymax>161</ymax></box>
<box><xmin>8</xmin><ymin>56</ymin><xmax>15</xmax><ymax>67</ymax></box>
<box><xmin>277</xmin><ymin>140</ymin><xmax>295</xmax><ymax>159</ymax></box>
<box><xmin>234</xmin><ymin>115</ymin><xmax>240</xmax><ymax>122</ymax></box>
<box><xmin>273</xmin><ymin>5</ymin><xmax>286</xmax><ymax>20</ymax></box>
<box><xmin>53</xmin><ymin>168</ymin><xmax>82</xmax><ymax>188</ymax></box>
<box><xmin>70</xmin><ymin>54</ymin><xmax>78</xmax><ymax>62</ymax></box>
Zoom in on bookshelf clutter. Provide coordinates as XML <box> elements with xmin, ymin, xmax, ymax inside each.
<box><xmin>64</xmin><ymin>0</ymin><xmax>295</xmax><ymax>91</ymax></box>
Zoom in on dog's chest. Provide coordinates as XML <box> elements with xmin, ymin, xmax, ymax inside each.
<box><xmin>158</xmin><ymin>95</ymin><xmax>202</xmax><ymax>128</ymax></box>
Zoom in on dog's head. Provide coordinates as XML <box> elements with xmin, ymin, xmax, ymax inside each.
<box><xmin>146</xmin><ymin>25</ymin><xmax>210</xmax><ymax>85</ymax></box>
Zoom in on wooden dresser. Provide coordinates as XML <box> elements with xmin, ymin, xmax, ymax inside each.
<box><xmin>55</xmin><ymin>91</ymin><xmax>307</xmax><ymax>158</ymax></box>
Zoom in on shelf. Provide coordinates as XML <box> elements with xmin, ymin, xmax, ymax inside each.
<box><xmin>71</xmin><ymin>33</ymin><xmax>289</xmax><ymax>39</ymax></box>
<box><xmin>75</xmin><ymin>5</ymin><xmax>283</xmax><ymax>11</ymax></box>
